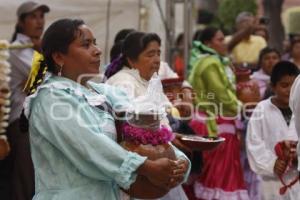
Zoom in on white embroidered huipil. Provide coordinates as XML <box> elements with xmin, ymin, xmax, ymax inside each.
<box><xmin>246</xmin><ymin>98</ymin><xmax>300</xmax><ymax>200</ymax></box>
<box><xmin>106</xmin><ymin>67</ymin><xmax>190</xmax><ymax>200</ymax></box>
<box><xmin>106</xmin><ymin>66</ymin><xmax>172</xmax><ymax>117</ymax></box>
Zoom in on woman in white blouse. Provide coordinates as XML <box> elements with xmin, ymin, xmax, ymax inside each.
<box><xmin>105</xmin><ymin>31</ymin><xmax>190</xmax><ymax>200</ymax></box>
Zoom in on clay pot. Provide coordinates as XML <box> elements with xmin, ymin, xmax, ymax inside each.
<box><xmin>126</xmin><ymin>112</ymin><xmax>163</xmax><ymax>130</ymax></box>
<box><xmin>235</xmin><ymin>69</ymin><xmax>260</xmax><ymax>105</ymax></box>
<box><xmin>121</xmin><ymin>141</ymin><xmax>176</xmax><ymax>199</ymax></box>
<box><xmin>121</xmin><ymin>141</ymin><xmax>176</xmax><ymax>160</ymax></box>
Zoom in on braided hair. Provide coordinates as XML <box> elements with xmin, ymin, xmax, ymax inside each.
<box><xmin>30</xmin><ymin>18</ymin><xmax>85</xmax><ymax>93</ymax></box>
<box><xmin>11</xmin><ymin>14</ymin><xmax>27</xmax><ymax>42</ymax></box>
<box><xmin>110</xmin><ymin>28</ymin><xmax>136</xmax><ymax>62</ymax></box>
<box><xmin>20</xmin><ymin>18</ymin><xmax>85</xmax><ymax>132</ymax></box>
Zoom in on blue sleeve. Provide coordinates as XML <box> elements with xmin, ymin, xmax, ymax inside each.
<box><xmin>29</xmin><ymin>88</ymin><xmax>146</xmax><ymax>189</ymax></box>
<box><xmin>88</xmin><ymin>82</ymin><xmax>131</xmax><ymax>112</ymax></box>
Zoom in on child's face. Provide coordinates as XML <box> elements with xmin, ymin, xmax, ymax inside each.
<box><xmin>272</xmin><ymin>75</ymin><xmax>297</xmax><ymax>106</ymax></box>
<box><xmin>261</xmin><ymin>52</ymin><xmax>280</xmax><ymax>76</ymax></box>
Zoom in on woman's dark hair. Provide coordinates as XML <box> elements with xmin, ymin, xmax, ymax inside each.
<box><xmin>258</xmin><ymin>47</ymin><xmax>281</xmax><ymax>67</ymax></box>
<box><xmin>105</xmin><ymin>31</ymin><xmax>161</xmax><ymax>79</ymax></box>
<box><xmin>176</xmin><ymin>33</ymin><xmax>184</xmax><ymax>46</ymax></box>
<box><xmin>193</xmin><ymin>29</ymin><xmax>202</xmax><ymax>41</ymax></box>
<box><xmin>110</xmin><ymin>42</ymin><xmax>123</xmax><ymax>62</ymax></box>
<box><xmin>11</xmin><ymin>14</ymin><xmax>28</xmax><ymax>42</ymax></box>
<box><xmin>123</xmin><ymin>32</ymin><xmax>161</xmax><ymax>62</ymax></box>
<box><xmin>28</xmin><ymin>18</ymin><xmax>84</xmax><ymax>95</ymax></box>
<box><xmin>114</xmin><ymin>28</ymin><xmax>136</xmax><ymax>43</ymax></box>
<box><xmin>20</xmin><ymin>18</ymin><xmax>85</xmax><ymax>132</ymax></box>
<box><xmin>271</xmin><ymin>61</ymin><xmax>299</xmax><ymax>86</ymax></box>
<box><xmin>41</xmin><ymin>18</ymin><xmax>84</xmax><ymax>75</ymax></box>
<box><xmin>110</xmin><ymin>29</ymin><xmax>135</xmax><ymax>62</ymax></box>
<box><xmin>199</xmin><ymin>27</ymin><xmax>219</xmax><ymax>44</ymax></box>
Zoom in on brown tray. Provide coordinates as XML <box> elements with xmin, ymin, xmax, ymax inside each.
<box><xmin>179</xmin><ymin>135</ymin><xmax>225</xmax><ymax>151</ymax></box>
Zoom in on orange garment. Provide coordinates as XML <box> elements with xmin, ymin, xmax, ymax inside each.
<box><xmin>174</xmin><ymin>55</ymin><xmax>185</xmax><ymax>78</ymax></box>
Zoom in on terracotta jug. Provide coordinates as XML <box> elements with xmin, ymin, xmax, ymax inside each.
<box><xmin>120</xmin><ymin>141</ymin><xmax>176</xmax><ymax>199</ymax></box>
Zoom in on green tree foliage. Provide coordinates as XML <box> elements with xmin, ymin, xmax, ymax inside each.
<box><xmin>218</xmin><ymin>0</ymin><xmax>257</xmax><ymax>32</ymax></box>
<box><xmin>289</xmin><ymin>9</ymin><xmax>300</xmax><ymax>34</ymax></box>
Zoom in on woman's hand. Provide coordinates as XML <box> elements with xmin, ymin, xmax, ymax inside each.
<box><xmin>128</xmin><ymin>157</ymin><xmax>189</xmax><ymax>199</ymax></box>
<box><xmin>172</xmin><ymin>134</ymin><xmax>192</xmax><ymax>153</ymax></box>
<box><xmin>138</xmin><ymin>158</ymin><xmax>177</xmax><ymax>189</ymax></box>
<box><xmin>137</xmin><ymin>157</ymin><xmax>188</xmax><ymax>190</ymax></box>
<box><xmin>126</xmin><ymin>158</ymin><xmax>177</xmax><ymax>198</ymax></box>
<box><xmin>169</xmin><ymin>159</ymin><xmax>189</xmax><ymax>187</ymax></box>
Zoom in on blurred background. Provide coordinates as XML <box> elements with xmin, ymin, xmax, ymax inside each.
<box><xmin>0</xmin><ymin>0</ymin><xmax>299</xmax><ymax>72</ymax></box>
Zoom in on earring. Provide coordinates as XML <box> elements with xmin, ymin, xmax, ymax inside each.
<box><xmin>58</xmin><ymin>64</ymin><xmax>63</xmax><ymax>76</ymax></box>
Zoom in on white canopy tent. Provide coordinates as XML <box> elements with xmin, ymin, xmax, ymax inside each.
<box><xmin>0</xmin><ymin>0</ymin><xmax>193</xmax><ymax>69</ymax></box>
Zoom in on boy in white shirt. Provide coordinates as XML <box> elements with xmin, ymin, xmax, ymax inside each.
<box><xmin>246</xmin><ymin>61</ymin><xmax>300</xmax><ymax>200</ymax></box>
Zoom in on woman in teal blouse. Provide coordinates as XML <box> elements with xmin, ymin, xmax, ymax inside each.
<box><xmin>22</xmin><ymin>19</ymin><xmax>189</xmax><ymax>200</ymax></box>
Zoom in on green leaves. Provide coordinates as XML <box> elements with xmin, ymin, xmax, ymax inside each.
<box><xmin>218</xmin><ymin>0</ymin><xmax>257</xmax><ymax>32</ymax></box>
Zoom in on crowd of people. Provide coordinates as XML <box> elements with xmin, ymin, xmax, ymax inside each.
<box><xmin>1</xmin><ymin>1</ymin><xmax>300</xmax><ymax>200</ymax></box>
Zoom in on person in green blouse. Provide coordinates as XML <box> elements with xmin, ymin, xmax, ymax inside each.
<box><xmin>189</xmin><ymin>27</ymin><xmax>240</xmax><ymax>136</ymax></box>
<box><xmin>188</xmin><ymin>27</ymin><xmax>249</xmax><ymax>200</ymax></box>
<box><xmin>21</xmin><ymin>18</ymin><xmax>190</xmax><ymax>200</ymax></box>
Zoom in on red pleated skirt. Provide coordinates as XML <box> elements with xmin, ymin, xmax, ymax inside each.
<box><xmin>189</xmin><ymin>112</ymin><xmax>249</xmax><ymax>200</ymax></box>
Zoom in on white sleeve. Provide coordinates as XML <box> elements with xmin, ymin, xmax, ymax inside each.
<box><xmin>290</xmin><ymin>75</ymin><xmax>300</xmax><ymax>136</ymax></box>
<box><xmin>246</xmin><ymin>105</ymin><xmax>277</xmax><ymax>177</ymax></box>
<box><xmin>106</xmin><ymin>75</ymin><xmax>137</xmax><ymax>100</ymax></box>
<box><xmin>289</xmin><ymin>75</ymin><xmax>300</xmax><ymax>171</ymax></box>
<box><xmin>9</xmin><ymin>48</ymin><xmax>33</xmax><ymax>77</ymax></box>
